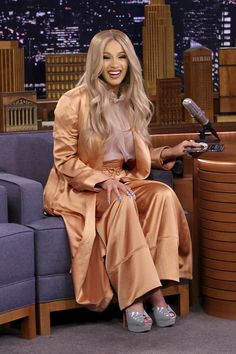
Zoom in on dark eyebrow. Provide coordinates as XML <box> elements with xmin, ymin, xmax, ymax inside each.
<box><xmin>103</xmin><ymin>51</ymin><xmax>126</xmax><ymax>56</ymax></box>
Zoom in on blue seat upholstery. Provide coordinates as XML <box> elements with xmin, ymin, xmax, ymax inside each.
<box><xmin>0</xmin><ymin>185</ymin><xmax>36</xmax><ymax>339</ymax></box>
<box><xmin>0</xmin><ymin>185</ymin><xmax>7</xmax><ymax>223</ymax></box>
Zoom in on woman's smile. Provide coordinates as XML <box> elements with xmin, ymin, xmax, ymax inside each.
<box><xmin>108</xmin><ymin>70</ymin><xmax>122</xmax><ymax>78</ymax></box>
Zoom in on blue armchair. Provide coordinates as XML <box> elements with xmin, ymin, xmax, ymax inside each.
<box><xmin>0</xmin><ymin>131</ymin><xmax>189</xmax><ymax>336</ymax></box>
<box><xmin>0</xmin><ymin>185</ymin><xmax>36</xmax><ymax>339</ymax></box>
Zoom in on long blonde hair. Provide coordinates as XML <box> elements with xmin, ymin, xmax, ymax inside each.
<box><xmin>78</xmin><ymin>29</ymin><xmax>153</xmax><ymax>148</ymax></box>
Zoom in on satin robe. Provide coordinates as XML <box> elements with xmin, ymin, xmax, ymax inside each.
<box><xmin>44</xmin><ymin>85</ymin><xmax>192</xmax><ymax>311</ymax></box>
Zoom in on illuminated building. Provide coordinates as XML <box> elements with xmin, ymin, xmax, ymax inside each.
<box><xmin>0</xmin><ymin>40</ymin><xmax>38</xmax><ymax>132</ymax></box>
<box><xmin>0</xmin><ymin>41</ymin><xmax>24</xmax><ymax>92</ymax></box>
<box><xmin>45</xmin><ymin>53</ymin><xmax>87</xmax><ymax>99</ymax></box>
<box><xmin>142</xmin><ymin>0</ymin><xmax>175</xmax><ymax>96</ymax></box>
<box><xmin>183</xmin><ymin>47</ymin><xmax>214</xmax><ymax>122</ymax></box>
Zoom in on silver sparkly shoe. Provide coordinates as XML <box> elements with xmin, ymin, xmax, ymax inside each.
<box><xmin>123</xmin><ymin>310</ymin><xmax>153</xmax><ymax>332</ymax></box>
<box><xmin>152</xmin><ymin>305</ymin><xmax>176</xmax><ymax>327</ymax></box>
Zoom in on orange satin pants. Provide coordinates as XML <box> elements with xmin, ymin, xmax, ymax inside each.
<box><xmin>94</xmin><ymin>160</ymin><xmax>192</xmax><ymax>310</ymax></box>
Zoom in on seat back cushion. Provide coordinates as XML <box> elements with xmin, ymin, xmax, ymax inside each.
<box><xmin>0</xmin><ymin>131</ymin><xmax>53</xmax><ymax>187</ymax></box>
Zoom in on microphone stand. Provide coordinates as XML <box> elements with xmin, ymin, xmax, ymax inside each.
<box><xmin>198</xmin><ymin>124</ymin><xmax>220</xmax><ymax>143</ymax></box>
<box><xmin>198</xmin><ymin>126</ymin><xmax>208</xmax><ymax>142</ymax></box>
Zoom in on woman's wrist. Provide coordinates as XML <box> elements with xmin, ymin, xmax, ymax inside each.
<box><xmin>160</xmin><ymin>147</ymin><xmax>174</xmax><ymax>162</ymax></box>
<box><xmin>95</xmin><ymin>180</ymin><xmax>106</xmax><ymax>188</ymax></box>
<box><xmin>96</xmin><ymin>179</ymin><xmax>110</xmax><ymax>189</ymax></box>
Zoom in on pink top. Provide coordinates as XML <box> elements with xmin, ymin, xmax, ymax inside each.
<box><xmin>103</xmin><ymin>98</ymin><xmax>135</xmax><ymax>162</ymax></box>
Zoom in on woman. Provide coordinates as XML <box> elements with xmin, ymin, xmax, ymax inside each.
<box><xmin>44</xmin><ymin>29</ymin><xmax>201</xmax><ymax>332</ymax></box>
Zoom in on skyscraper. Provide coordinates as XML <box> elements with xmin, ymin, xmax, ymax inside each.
<box><xmin>142</xmin><ymin>0</ymin><xmax>175</xmax><ymax>96</ymax></box>
<box><xmin>0</xmin><ymin>41</ymin><xmax>24</xmax><ymax>92</ymax></box>
<box><xmin>183</xmin><ymin>47</ymin><xmax>214</xmax><ymax>122</ymax></box>
<box><xmin>220</xmin><ymin>1</ymin><xmax>236</xmax><ymax>48</ymax></box>
<box><xmin>180</xmin><ymin>0</ymin><xmax>221</xmax><ymax>89</ymax></box>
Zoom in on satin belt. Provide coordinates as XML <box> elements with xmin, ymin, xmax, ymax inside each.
<box><xmin>102</xmin><ymin>159</ymin><xmax>129</xmax><ymax>179</ymax></box>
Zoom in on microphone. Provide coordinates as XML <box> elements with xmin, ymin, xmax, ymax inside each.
<box><xmin>182</xmin><ymin>98</ymin><xmax>220</xmax><ymax>141</ymax></box>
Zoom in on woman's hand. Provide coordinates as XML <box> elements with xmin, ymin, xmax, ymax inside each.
<box><xmin>161</xmin><ymin>140</ymin><xmax>203</xmax><ymax>160</ymax></box>
<box><xmin>99</xmin><ymin>179</ymin><xmax>135</xmax><ymax>205</ymax></box>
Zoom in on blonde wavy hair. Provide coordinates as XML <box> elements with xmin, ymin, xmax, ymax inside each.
<box><xmin>78</xmin><ymin>29</ymin><xmax>153</xmax><ymax>147</ymax></box>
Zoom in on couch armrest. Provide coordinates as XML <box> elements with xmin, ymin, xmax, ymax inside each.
<box><xmin>147</xmin><ymin>168</ymin><xmax>173</xmax><ymax>188</ymax></box>
<box><xmin>0</xmin><ymin>172</ymin><xmax>43</xmax><ymax>224</ymax></box>
<box><xmin>0</xmin><ymin>185</ymin><xmax>8</xmax><ymax>223</ymax></box>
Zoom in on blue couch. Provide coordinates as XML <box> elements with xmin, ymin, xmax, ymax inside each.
<box><xmin>0</xmin><ymin>131</ymin><xmax>189</xmax><ymax>335</ymax></box>
<box><xmin>0</xmin><ymin>185</ymin><xmax>36</xmax><ymax>339</ymax></box>
<box><xmin>0</xmin><ymin>185</ymin><xmax>7</xmax><ymax>223</ymax></box>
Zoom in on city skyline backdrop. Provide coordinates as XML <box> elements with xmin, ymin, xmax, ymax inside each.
<box><xmin>1</xmin><ymin>0</ymin><xmax>236</xmax><ymax>98</ymax></box>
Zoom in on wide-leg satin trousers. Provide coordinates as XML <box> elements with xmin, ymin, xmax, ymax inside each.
<box><xmin>94</xmin><ymin>161</ymin><xmax>192</xmax><ymax>310</ymax></box>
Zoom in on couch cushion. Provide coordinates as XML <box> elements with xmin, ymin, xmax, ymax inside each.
<box><xmin>27</xmin><ymin>216</ymin><xmax>75</xmax><ymax>302</ymax></box>
<box><xmin>0</xmin><ymin>131</ymin><xmax>53</xmax><ymax>187</ymax></box>
<box><xmin>28</xmin><ymin>216</ymin><xmax>71</xmax><ymax>275</ymax></box>
<box><xmin>0</xmin><ymin>223</ymin><xmax>35</xmax><ymax>312</ymax></box>
<box><xmin>36</xmin><ymin>274</ymin><xmax>74</xmax><ymax>303</ymax></box>
<box><xmin>0</xmin><ymin>224</ymin><xmax>35</xmax><ymax>284</ymax></box>
<box><xmin>0</xmin><ymin>279</ymin><xmax>35</xmax><ymax>313</ymax></box>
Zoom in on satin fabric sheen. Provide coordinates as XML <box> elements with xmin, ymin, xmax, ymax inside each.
<box><xmin>103</xmin><ymin>99</ymin><xmax>135</xmax><ymax>162</ymax></box>
<box><xmin>44</xmin><ymin>86</ymin><xmax>192</xmax><ymax>312</ymax></box>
